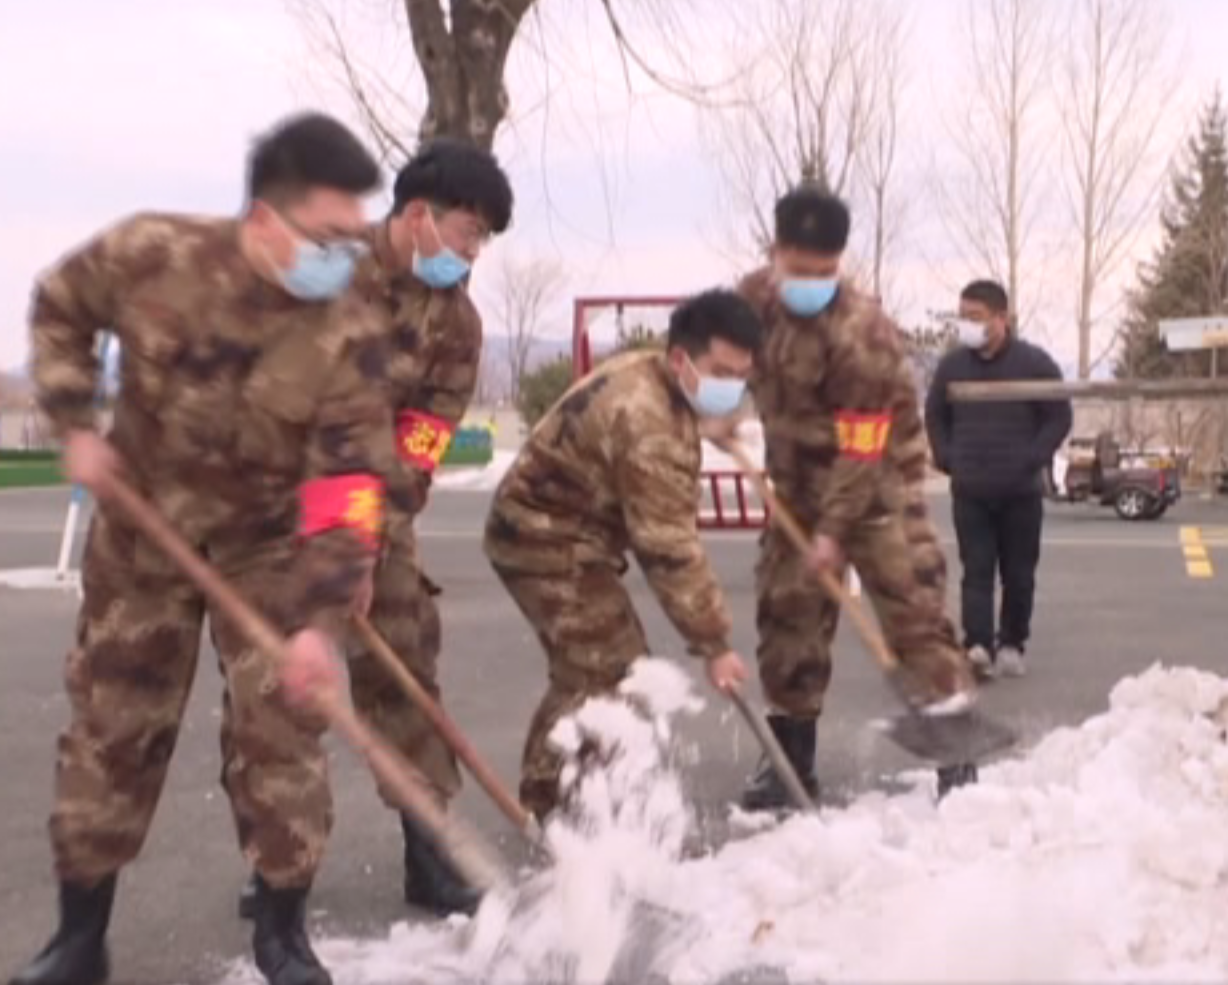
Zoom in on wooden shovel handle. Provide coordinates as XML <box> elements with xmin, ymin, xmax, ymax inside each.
<box><xmin>102</xmin><ymin>476</ymin><xmax>505</xmax><ymax>891</ymax></box>
<box><xmin>352</xmin><ymin>614</ymin><xmax>540</xmax><ymax>841</ymax></box>
<box><xmin>723</xmin><ymin>440</ymin><xmax>901</xmax><ymax>673</ymax></box>
<box><xmin>725</xmin><ymin>689</ymin><xmax>815</xmax><ymax>813</ymax></box>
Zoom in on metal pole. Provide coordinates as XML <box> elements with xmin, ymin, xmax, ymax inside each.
<box><xmin>55</xmin><ymin>332</ymin><xmax>112</xmax><ymax>582</ymax></box>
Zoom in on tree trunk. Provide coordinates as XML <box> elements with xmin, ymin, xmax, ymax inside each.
<box><xmin>403</xmin><ymin>0</ymin><xmax>536</xmax><ymax>149</ymax></box>
<box><xmin>1006</xmin><ymin>4</ymin><xmax>1022</xmax><ymax>328</ymax></box>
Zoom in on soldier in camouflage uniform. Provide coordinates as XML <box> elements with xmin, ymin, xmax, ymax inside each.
<box><xmin>237</xmin><ymin>139</ymin><xmax>515</xmax><ymax>919</ymax></box>
<box><xmin>736</xmin><ymin>186</ymin><xmax>976</xmax><ymax>812</ymax></box>
<box><xmin>12</xmin><ymin>114</ymin><xmax>390</xmax><ymax>985</ymax></box>
<box><xmin>484</xmin><ymin>290</ymin><xmax>761</xmax><ymax>822</ymax></box>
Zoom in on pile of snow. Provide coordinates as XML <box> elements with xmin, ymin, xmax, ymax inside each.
<box><xmin>218</xmin><ymin>662</ymin><xmax>1228</xmax><ymax>984</ymax></box>
<box><xmin>433</xmin><ymin>449</ymin><xmax>516</xmax><ymax>492</ymax></box>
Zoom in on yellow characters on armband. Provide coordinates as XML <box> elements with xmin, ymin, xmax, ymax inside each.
<box><xmin>297</xmin><ymin>474</ymin><xmax>385</xmax><ymax>551</ymax></box>
<box><xmin>835</xmin><ymin>410</ymin><xmax>892</xmax><ymax>462</ymax></box>
<box><xmin>396</xmin><ymin>410</ymin><xmax>456</xmax><ymax>472</ymax></box>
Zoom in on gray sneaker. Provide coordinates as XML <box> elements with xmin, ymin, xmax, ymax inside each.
<box><xmin>996</xmin><ymin>645</ymin><xmax>1026</xmax><ymax>678</ymax></box>
<box><xmin>966</xmin><ymin>644</ymin><xmax>995</xmax><ymax>679</ymax></box>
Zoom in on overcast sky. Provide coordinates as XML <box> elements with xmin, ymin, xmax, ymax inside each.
<box><xmin>2</xmin><ymin>0</ymin><xmax>1226</xmax><ymax>374</ymax></box>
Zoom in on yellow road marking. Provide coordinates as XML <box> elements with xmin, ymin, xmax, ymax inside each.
<box><xmin>1196</xmin><ymin>527</ymin><xmax>1228</xmax><ymax>545</ymax></box>
<box><xmin>1180</xmin><ymin>527</ymin><xmax>1216</xmax><ymax>579</ymax></box>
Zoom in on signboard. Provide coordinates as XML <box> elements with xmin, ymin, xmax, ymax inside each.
<box><xmin>1158</xmin><ymin>316</ymin><xmax>1228</xmax><ymax>351</ymax></box>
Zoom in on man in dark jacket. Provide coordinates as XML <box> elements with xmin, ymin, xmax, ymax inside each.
<box><xmin>925</xmin><ymin>280</ymin><xmax>1072</xmax><ymax>679</ymax></box>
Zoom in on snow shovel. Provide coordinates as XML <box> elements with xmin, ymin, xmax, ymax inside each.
<box><xmin>352</xmin><ymin>614</ymin><xmax>544</xmax><ymax>846</ymax></box>
<box><xmin>102</xmin><ymin>476</ymin><xmax>507</xmax><ymax>895</ymax></box>
<box><xmin>722</xmin><ymin>440</ymin><xmax>1017</xmax><ymax>765</ymax></box>
<box><xmin>726</xmin><ymin>688</ymin><xmax>816</xmax><ymax>813</ymax></box>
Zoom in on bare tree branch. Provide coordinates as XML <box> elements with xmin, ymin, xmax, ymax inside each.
<box><xmin>698</xmin><ymin>0</ymin><xmax>901</xmax><ymax>272</ymax></box>
<box><xmin>933</xmin><ymin>0</ymin><xmax>1054</xmax><ymax>332</ymax></box>
<box><xmin>1060</xmin><ymin>0</ymin><xmax>1179</xmax><ymax>378</ymax></box>
<box><xmin>486</xmin><ymin>254</ymin><xmax>569</xmax><ymax>404</ymax></box>
<box><xmin>853</xmin><ymin>2</ymin><xmax>910</xmax><ymax>301</ymax></box>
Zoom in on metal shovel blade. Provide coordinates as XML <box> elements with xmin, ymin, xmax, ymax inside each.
<box><xmin>880</xmin><ymin>707</ymin><xmax>1019</xmax><ymax>765</ymax></box>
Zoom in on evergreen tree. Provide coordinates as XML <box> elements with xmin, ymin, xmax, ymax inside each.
<box><xmin>1116</xmin><ymin>92</ymin><xmax>1228</xmax><ymax>379</ymax></box>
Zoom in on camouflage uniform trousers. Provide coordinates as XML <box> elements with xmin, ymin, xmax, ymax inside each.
<box><xmin>346</xmin><ymin>514</ymin><xmax>461</xmax><ymax>806</ymax></box>
<box><xmin>487</xmin><ymin>554</ymin><xmax>648</xmax><ymax>821</ymax></box>
<box><xmin>756</xmin><ymin>488</ymin><xmax>962</xmax><ymax>719</ymax></box>
<box><xmin>51</xmin><ymin>507</ymin><xmax>332</xmax><ymax>889</ymax></box>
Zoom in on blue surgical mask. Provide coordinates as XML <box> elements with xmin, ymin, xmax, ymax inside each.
<box><xmin>780</xmin><ymin>278</ymin><xmax>838</xmax><ymax>317</ymax></box>
<box><xmin>413</xmin><ymin>247</ymin><xmax>470</xmax><ymax>289</ymax></box>
<box><xmin>276</xmin><ymin>239</ymin><xmax>358</xmax><ymax>301</ymax></box>
<box><xmin>685</xmin><ymin>356</ymin><xmax>746</xmax><ymax>417</ymax></box>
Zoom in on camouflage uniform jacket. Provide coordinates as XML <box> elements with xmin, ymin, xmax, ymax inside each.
<box><xmin>486</xmin><ymin>350</ymin><xmax>733</xmax><ymax>659</ymax></box>
<box><xmin>29</xmin><ymin>212</ymin><xmax>397</xmax><ymax>634</ymax></box>
<box><xmin>738</xmin><ymin>267</ymin><xmax>924</xmax><ymax>541</ymax></box>
<box><xmin>350</xmin><ymin>226</ymin><xmax>482</xmax><ymax>525</ymax></box>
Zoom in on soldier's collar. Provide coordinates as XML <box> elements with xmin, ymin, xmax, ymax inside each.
<box><xmin>365</xmin><ymin>221</ymin><xmax>413</xmax><ymax>290</ymax></box>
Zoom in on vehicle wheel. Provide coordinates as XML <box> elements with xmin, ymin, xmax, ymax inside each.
<box><xmin>1144</xmin><ymin>501</ymin><xmax>1168</xmax><ymax>520</ymax></box>
<box><xmin>1114</xmin><ymin>488</ymin><xmax>1153</xmax><ymax>520</ymax></box>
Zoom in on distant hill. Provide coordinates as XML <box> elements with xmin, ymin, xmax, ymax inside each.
<box><xmin>477</xmin><ymin>334</ymin><xmax>573</xmax><ymax>401</ymax></box>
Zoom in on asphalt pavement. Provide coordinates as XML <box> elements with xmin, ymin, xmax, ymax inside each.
<box><xmin>2</xmin><ymin>485</ymin><xmax>1227</xmax><ymax>983</ymax></box>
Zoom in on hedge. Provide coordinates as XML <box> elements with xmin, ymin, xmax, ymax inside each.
<box><xmin>0</xmin><ymin>451</ymin><xmax>63</xmax><ymax>488</ymax></box>
<box><xmin>442</xmin><ymin>425</ymin><xmax>494</xmax><ymax>467</ymax></box>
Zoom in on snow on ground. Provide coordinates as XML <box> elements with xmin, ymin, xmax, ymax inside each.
<box><xmin>218</xmin><ymin>661</ymin><xmax>1228</xmax><ymax>984</ymax></box>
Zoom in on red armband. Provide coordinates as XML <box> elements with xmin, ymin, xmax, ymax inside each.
<box><xmin>396</xmin><ymin>410</ymin><xmax>456</xmax><ymax>473</ymax></box>
<box><xmin>835</xmin><ymin>411</ymin><xmax>892</xmax><ymax>462</ymax></box>
<box><xmin>298</xmin><ymin>474</ymin><xmax>385</xmax><ymax>551</ymax></box>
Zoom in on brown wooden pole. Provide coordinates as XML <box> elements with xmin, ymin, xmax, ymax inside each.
<box><xmin>352</xmin><ymin>615</ymin><xmax>540</xmax><ymax>841</ymax></box>
<box><xmin>102</xmin><ymin>477</ymin><xmax>506</xmax><ymax>892</ymax></box>
<box><xmin>724</xmin><ymin>440</ymin><xmax>901</xmax><ymax>674</ymax></box>
<box><xmin>948</xmin><ymin>377</ymin><xmax>1228</xmax><ymax>403</ymax></box>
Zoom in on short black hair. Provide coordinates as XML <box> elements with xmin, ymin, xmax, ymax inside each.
<box><xmin>774</xmin><ymin>186</ymin><xmax>851</xmax><ymax>253</ymax></box>
<box><xmin>246</xmin><ymin>112</ymin><xmax>381</xmax><ymax>205</ymax></box>
<box><xmin>391</xmin><ymin>138</ymin><xmax>514</xmax><ymax>233</ymax></box>
<box><xmin>960</xmin><ymin>279</ymin><xmax>1009</xmax><ymax>314</ymax></box>
<box><xmin>667</xmin><ymin>289</ymin><xmax>763</xmax><ymax>357</ymax></box>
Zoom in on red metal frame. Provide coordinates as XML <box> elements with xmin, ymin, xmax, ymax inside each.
<box><xmin>572</xmin><ymin>295</ymin><xmax>766</xmax><ymax>531</ymax></box>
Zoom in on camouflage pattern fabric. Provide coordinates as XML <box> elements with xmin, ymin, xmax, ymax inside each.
<box><xmin>350</xmin><ymin>227</ymin><xmax>482</xmax><ymax>518</ymax></box>
<box><xmin>489</xmin><ymin>560</ymin><xmax>650</xmax><ymax>820</ymax></box>
<box><xmin>484</xmin><ymin>350</ymin><xmax>733</xmax><ymax>818</ymax></box>
<box><xmin>344</xmin><ymin>229</ymin><xmax>482</xmax><ymax>799</ymax></box>
<box><xmin>29</xmin><ymin>212</ymin><xmax>395</xmax><ymax>888</ymax></box>
<box><xmin>739</xmin><ymin>268</ymin><xmax>971</xmax><ymax>712</ymax></box>
<box><xmin>52</xmin><ymin>511</ymin><xmax>333</xmax><ymax>887</ymax></box>
<box><xmin>346</xmin><ymin>513</ymin><xmax>462</xmax><ymax>804</ymax></box>
<box><xmin>31</xmin><ymin>212</ymin><xmax>396</xmax><ymax>634</ymax></box>
<box><xmin>756</xmin><ymin>507</ymin><xmax>963</xmax><ymax>716</ymax></box>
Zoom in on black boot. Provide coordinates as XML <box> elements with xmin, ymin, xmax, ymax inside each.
<box><xmin>936</xmin><ymin>762</ymin><xmax>979</xmax><ymax>799</ymax></box>
<box><xmin>401</xmin><ymin>812</ymin><xmax>483</xmax><ymax>917</ymax></box>
<box><xmin>249</xmin><ymin>874</ymin><xmax>332</xmax><ymax>985</ymax></box>
<box><xmin>10</xmin><ymin>875</ymin><xmax>116</xmax><ymax>985</ymax></box>
<box><xmin>239</xmin><ymin>871</ymin><xmax>258</xmax><ymax>921</ymax></box>
<box><xmin>740</xmin><ymin>715</ymin><xmax>820</xmax><ymax>812</ymax></box>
